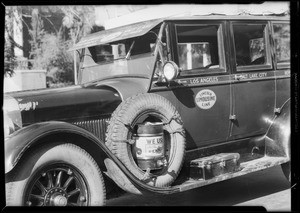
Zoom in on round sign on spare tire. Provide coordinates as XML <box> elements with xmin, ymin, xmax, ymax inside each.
<box><xmin>106</xmin><ymin>93</ymin><xmax>186</xmax><ymax>187</ymax></box>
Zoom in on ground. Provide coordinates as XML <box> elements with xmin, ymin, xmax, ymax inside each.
<box><xmin>106</xmin><ymin>165</ymin><xmax>291</xmax><ymax>211</ymax></box>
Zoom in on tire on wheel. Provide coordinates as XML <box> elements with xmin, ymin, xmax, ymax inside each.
<box><xmin>106</xmin><ymin>93</ymin><xmax>186</xmax><ymax>187</ymax></box>
<box><xmin>5</xmin><ymin>143</ymin><xmax>106</xmax><ymax>206</ymax></box>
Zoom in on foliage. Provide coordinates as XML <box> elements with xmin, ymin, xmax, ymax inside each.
<box><xmin>31</xmin><ymin>33</ymin><xmax>74</xmax><ymax>83</ymax></box>
<box><xmin>4</xmin><ymin>7</ymin><xmax>20</xmax><ymax>77</ymax></box>
<box><xmin>4</xmin><ymin>36</ymin><xmax>17</xmax><ymax>77</ymax></box>
<box><xmin>4</xmin><ymin>6</ymin><xmax>95</xmax><ymax>85</ymax></box>
<box><xmin>29</xmin><ymin>6</ymin><xmax>97</xmax><ymax>86</ymax></box>
<box><xmin>4</xmin><ymin>6</ymin><xmax>99</xmax><ymax>86</ymax></box>
<box><xmin>60</xmin><ymin>6</ymin><xmax>96</xmax><ymax>43</ymax></box>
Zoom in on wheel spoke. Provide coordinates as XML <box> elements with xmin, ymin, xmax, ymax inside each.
<box><xmin>63</xmin><ymin>176</ymin><xmax>74</xmax><ymax>189</ymax></box>
<box><xmin>67</xmin><ymin>188</ymin><xmax>80</xmax><ymax>198</ymax></box>
<box><xmin>30</xmin><ymin>193</ymin><xmax>45</xmax><ymax>201</ymax></box>
<box><xmin>47</xmin><ymin>172</ymin><xmax>54</xmax><ymax>189</ymax></box>
<box><xmin>55</xmin><ymin>171</ymin><xmax>63</xmax><ymax>187</ymax></box>
<box><xmin>35</xmin><ymin>180</ymin><xmax>47</xmax><ymax>194</ymax></box>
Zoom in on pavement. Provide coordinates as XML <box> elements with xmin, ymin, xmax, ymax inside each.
<box><xmin>106</xmin><ymin>165</ymin><xmax>291</xmax><ymax>211</ymax></box>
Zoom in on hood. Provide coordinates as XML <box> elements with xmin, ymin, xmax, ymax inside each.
<box><xmin>5</xmin><ymin>77</ymin><xmax>149</xmax><ymax>126</ymax></box>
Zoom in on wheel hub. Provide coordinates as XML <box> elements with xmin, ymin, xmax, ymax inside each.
<box><xmin>45</xmin><ymin>188</ymin><xmax>68</xmax><ymax>206</ymax></box>
<box><xmin>52</xmin><ymin>194</ymin><xmax>68</xmax><ymax>206</ymax></box>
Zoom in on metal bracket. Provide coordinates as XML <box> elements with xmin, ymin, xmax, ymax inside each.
<box><xmin>169</xmin><ymin>128</ymin><xmax>185</xmax><ymax>135</ymax></box>
<box><xmin>141</xmin><ymin>168</ymin><xmax>151</xmax><ymax>181</ymax></box>
<box><xmin>115</xmin><ymin>118</ymin><xmax>135</xmax><ymax>132</ymax></box>
<box><xmin>163</xmin><ymin>114</ymin><xmax>183</xmax><ymax>126</ymax></box>
<box><xmin>113</xmin><ymin>139</ymin><xmax>136</xmax><ymax>145</ymax></box>
<box><xmin>274</xmin><ymin>108</ymin><xmax>281</xmax><ymax>115</ymax></box>
<box><xmin>229</xmin><ymin>115</ymin><xmax>237</xmax><ymax>121</ymax></box>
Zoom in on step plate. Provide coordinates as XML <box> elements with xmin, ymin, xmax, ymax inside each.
<box><xmin>179</xmin><ymin>156</ymin><xmax>289</xmax><ymax>193</ymax></box>
<box><xmin>190</xmin><ymin>153</ymin><xmax>240</xmax><ymax>180</ymax></box>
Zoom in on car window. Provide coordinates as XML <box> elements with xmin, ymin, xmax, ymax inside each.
<box><xmin>175</xmin><ymin>24</ymin><xmax>225</xmax><ymax>73</ymax></box>
<box><xmin>233</xmin><ymin>23</ymin><xmax>270</xmax><ymax>69</ymax></box>
<box><xmin>272</xmin><ymin>23</ymin><xmax>290</xmax><ymax>65</ymax></box>
<box><xmin>87</xmin><ymin>27</ymin><xmax>160</xmax><ymax>65</ymax></box>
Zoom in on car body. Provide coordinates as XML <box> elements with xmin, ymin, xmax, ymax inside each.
<box><xmin>4</xmin><ymin>13</ymin><xmax>290</xmax><ymax>206</ymax></box>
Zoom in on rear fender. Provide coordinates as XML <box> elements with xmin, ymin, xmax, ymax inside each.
<box><xmin>265</xmin><ymin>99</ymin><xmax>290</xmax><ymax>159</ymax></box>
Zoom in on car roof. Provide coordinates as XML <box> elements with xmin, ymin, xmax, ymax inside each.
<box><xmin>69</xmin><ymin>18</ymin><xmax>163</xmax><ymax>51</ymax></box>
<box><xmin>70</xmin><ymin>14</ymin><xmax>289</xmax><ymax>51</ymax></box>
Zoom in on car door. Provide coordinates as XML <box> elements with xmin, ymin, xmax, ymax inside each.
<box><xmin>165</xmin><ymin>20</ymin><xmax>231</xmax><ymax>149</ymax></box>
<box><xmin>228</xmin><ymin>21</ymin><xmax>276</xmax><ymax>140</ymax></box>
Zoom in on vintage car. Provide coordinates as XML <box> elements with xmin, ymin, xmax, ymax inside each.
<box><xmin>4</xmin><ymin>13</ymin><xmax>290</xmax><ymax>206</ymax></box>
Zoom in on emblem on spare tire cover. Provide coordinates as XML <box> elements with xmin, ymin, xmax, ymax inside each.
<box><xmin>195</xmin><ymin>89</ymin><xmax>217</xmax><ymax>109</ymax></box>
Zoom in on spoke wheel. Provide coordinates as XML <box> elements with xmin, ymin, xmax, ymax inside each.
<box><xmin>25</xmin><ymin>165</ymin><xmax>88</xmax><ymax>206</ymax></box>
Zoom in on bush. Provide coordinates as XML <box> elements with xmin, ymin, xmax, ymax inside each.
<box><xmin>31</xmin><ymin>33</ymin><xmax>75</xmax><ymax>85</ymax></box>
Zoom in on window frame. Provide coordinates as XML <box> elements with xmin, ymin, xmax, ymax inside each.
<box><xmin>230</xmin><ymin>21</ymin><xmax>273</xmax><ymax>72</ymax></box>
<box><xmin>271</xmin><ymin>21</ymin><xmax>290</xmax><ymax>70</ymax></box>
<box><xmin>172</xmin><ymin>21</ymin><xmax>227</xmax><ymax>77</ymax></box>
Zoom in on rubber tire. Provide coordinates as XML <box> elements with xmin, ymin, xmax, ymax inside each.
<box><xmin>106</xmin><ymin>93</ymin><xmax>186</xmax><ymax>187</ymax></box>
<box><xmin>5</xmin><ymin>143</ymin><xmax>106</xmax><ymax>206</ymax></box>
<box><xmin>281</xmin><ymin>162</ymin><xmax>291</xmax><ymax>183</ymax></box>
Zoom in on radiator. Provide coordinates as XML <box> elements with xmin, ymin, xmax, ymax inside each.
<box><xmin>73</xmin><ymin>118</ymin><xmax>110</xmax><ymax>142</ymax></box>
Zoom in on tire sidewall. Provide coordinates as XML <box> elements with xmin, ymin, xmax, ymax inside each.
<box><xmin>107</xmin><ymin>93</ymin><xmax>186</xmax><ymax>187</ymax></box>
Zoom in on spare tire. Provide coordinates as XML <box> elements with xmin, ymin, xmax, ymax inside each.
<box><xmin>106</xmin><ymin>93</ymin><xmax>186</xmax><ymax>187</ymax></box>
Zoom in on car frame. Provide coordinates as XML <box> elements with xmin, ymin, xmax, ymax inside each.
<box><xmin>4</xmin><ymin>13</ymin><xmax>290</xmax><ymax>206</ymax></box>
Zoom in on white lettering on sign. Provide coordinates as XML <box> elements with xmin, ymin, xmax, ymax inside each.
<box><xmin>195</xmin><ymin>89</ymin><xmax>217</xmax><ymax>110</ymax></box>
<box><xmin>235</xmin><ymin>74</ymin><xmax>248</xmax><ymax>80</ymax></box>
<box><xmin>200</xmin><ymin>77</ymin><xmax>219</xmax><ymax>83</ymax></box>
<box><xmin>249</xmin><ymin>73</ymin><xmax>258</xmax><ymax>78</ymax></box>
<box><xmin>135</xmin><ymin>136</ymin><xmax>164</xmax><ymax>158</ymax></box>
<box><xmin>189</xmin><ymin>78</ymin><xmax>199</xmax><ymax>84</ymax></box>
<box><xmin>19</xmin><ymin>101</ymin><xmax>39</xmax><ymax>111</ymax></box>
<box><xmin>259</xmin><ymin>72</ymin><xmax>267</xmax><ymax>77</ymax></box>
<box><xmin>188</xmin><ymin>77</ymin><xmax>219</xmax><ymax>85</ymax></box>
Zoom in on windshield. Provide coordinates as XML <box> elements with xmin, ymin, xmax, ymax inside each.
<box><xmin>79</xmin><ymin>26</ymin><xmax>160</xmax><ymax>84</ymax></box>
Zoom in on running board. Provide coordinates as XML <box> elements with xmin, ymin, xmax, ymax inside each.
<box><xmin>176</xmin><ymin>156</ymin><xmax>289</xmax><ymax>192</ymax></box>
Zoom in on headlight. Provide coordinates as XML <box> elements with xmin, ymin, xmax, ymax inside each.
<box><xmin>3</xmin><ymin>95</ymin><xmax>22</xmax><ymax>138</ymax></box>
<box><xmin>4</xmin><ymin>114</ymin><xmax>15</xmax><ymax>138</ymax></box>
<box><xmin>163</xmin><ymin>61</ymin><xmax>179</xmax><ymax>81</ymax></box>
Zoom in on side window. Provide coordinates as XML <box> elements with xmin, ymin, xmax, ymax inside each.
<box><xmin>233</xmin><ymin>23</ymin><xmax>271</xmax><ymax>70</ymax></box>
<box><xmin>176</xmin><ymin>24</ymin><xmax>225</xmax><ymax>73</ymax></box>
<box><xmin>272</xmin><ymin>23</ymin><xmax>290</xmax><ymax>66</ymax></box>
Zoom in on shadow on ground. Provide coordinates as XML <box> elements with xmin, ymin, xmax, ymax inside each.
<box><xmin>106</xmin><ymin>165</ymin><xmax>290</xmax><ymax>207</ymax></box>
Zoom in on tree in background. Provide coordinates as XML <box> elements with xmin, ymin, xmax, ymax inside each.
<box><xmin>4</xmin><ymin>6</ymin><xmax>99</xmax><ymax>87</ymax></box>
<box><xmin>4</xmin><ymin>6</ymin><xmax>22</xmax><ymax>77</ymax></box>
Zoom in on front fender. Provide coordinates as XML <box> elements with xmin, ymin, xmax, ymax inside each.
<box><xmin>5</xmin><ymin>121</ymin><xmax>180</xmax><ymax>195</ymax></box>
<box><xmin>5</xmin><ymin>121</ymin><xmax>110</xmax><ymax>173</ymax></box>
